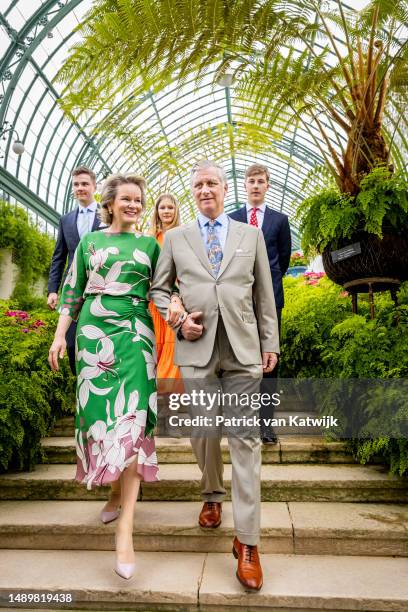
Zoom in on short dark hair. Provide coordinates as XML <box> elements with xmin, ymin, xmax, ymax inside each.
<box><xmin>71</xmin><ymin>166</ymin><xmax>96</xmax><ymax>183</ymax></box>
<box><xmin>245</xmin><ymin>164</ymin><xmax>270</xmax><ymax>182</ymax></box>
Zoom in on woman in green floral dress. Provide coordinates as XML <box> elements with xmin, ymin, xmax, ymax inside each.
<box><xmin>49</xmin><ymin>174</ymin><xmax>185</xmax><ymax>579</ymax></box>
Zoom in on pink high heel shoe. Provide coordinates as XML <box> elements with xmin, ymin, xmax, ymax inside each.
<box><xmin>100</xmin><ymin>507</ymin><xmax>120</xmax><ymax>524</ymax></box>
<box><xmin>115</xmin><ymin>560</ymin><xmax>135</xmax><ymax>580</ymax></box>
<box><xmin>100</xmin><ymin>495</ymin><xmax>121</xmax><ymax>523</ymax></box>
<box><xmin>114</xmin><ymin>534</ymin><xmax>135</xmax><ymax>579</ymax></box>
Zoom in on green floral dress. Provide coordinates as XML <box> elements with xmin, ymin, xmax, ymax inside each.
<box><xmin>58</xmin><ymin>231</ymin><xmax>160</xmax><ymax>489</ymax></box>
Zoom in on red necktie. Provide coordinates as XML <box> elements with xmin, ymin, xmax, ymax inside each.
<box><xmin>249</xmin><ymin>207</ymin><xmax>258</xmax><ymax>227</ymax></box>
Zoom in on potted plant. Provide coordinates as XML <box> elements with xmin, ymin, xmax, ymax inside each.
<box><xmin>297</xmin><ymin>166</ymin><xmax>408</xmax><ymax>285</ymax></box>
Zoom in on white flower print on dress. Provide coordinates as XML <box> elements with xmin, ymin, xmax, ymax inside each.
<box><xmin>65</xmin><ymin>249</ymin><xmax>78</xmax><ymax>288</ymax></box>
<box><xmin>76</xmin><ymin>429</ymin><xmax>88</xmax><ymax>474</ymax></box>
<box><xmin>142</xmin><ymin>349</ymin><xmax>157</xmax><ymax>379</ymax></box>
<box><xmin>80</xmin><ymin>337</ymin><xmax>115</xmax><ymax>380</ymax></box>
<box><xmin>135</xmin><ymin>318</ymin><xmax>156</xmax><ymax>344</ymax></box>
<box><xmin>78</xmin><ymin>375</ymin><xmax>112</xmax><ymax>409</ymax></box>
<box><xmin>88</xmin><ymin>389</ymin><xmax>146</xmax><ymax>476</ymax></box>
<box><xmin>116</xmin><ymin>403</ymin><xmax>147</xmax><ymax>445</ymax></box>
<box><xmin>148</xmin><ymin>392</ymin><xmax>158</xmax><ymax>417</ymax></box>
<box><xmin>137</xmin><ymin>446</ymin><xmax>158</xmax><ymax>469</ymax></box>
<box><xmin>88</xmin><ymin>421</ymin><xmax>121</xmax><ymax>472</ymax></box>
<box><xmin>77</xmin><ymin>333</ymin><xmax>115</xmax><ymax>407</ymax></box>
<box><xmin>113</xmin><ymin>380</ymin><xmax>126</xmax><ymax>418</ymax></box>
<box><xmin>85</xmin><ymin>260</ymin><xmax>132</xmax><ymax>295</ymax></box>
<box><xmin>81</xmin><ymin>325</ymin><xmax>106</xmax><ymax>340</ymax></box>
<box><xmin>88</xmin><ymin>245</ymin><xmax>119</xmax><ymax>271</ymax></box>
<box><xmin>133</xmin><ymin>248</ymin><xmax>151</xmax><ymax>271</ymax></box>
<box><xmin>90</xmin><ymin>295</ymin><xmax>119</xmax><ymax>318</ymax></box>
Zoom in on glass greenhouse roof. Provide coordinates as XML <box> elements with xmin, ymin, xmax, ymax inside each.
<box><xmin>0</xmin><ymin>0</ymin><xmax>406</xmax><ymax>248</ymax></box>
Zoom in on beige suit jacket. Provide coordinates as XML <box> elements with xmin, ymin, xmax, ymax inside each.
<box><xmin>150</xmin><ymin>217</ymin><xmax>280</xmax><ymax>367</ymax></box>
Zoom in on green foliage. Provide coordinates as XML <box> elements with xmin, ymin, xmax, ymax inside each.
<box><xmin>56</xmin><ymin>0</ymin><xmax>408</xmax><ymax>193</ymax></box>
<box><xmin>350</xmin><ymin>438</ymin><xmax>408</xmax><ymax>477</ymax></box>
<box><xmin>281</xmin><ymin>276</ymin><xmax>351</xmax><ymax>377</ymax></box>
<box><xmin>281</xmin><ymin>276</ymin><xmax>408</xmax><ymax>475</ymax></box>
<box><xmin>0</xmin><ymin>201</ymin><xmax>55</xmax><ymax>301</ymax></box>
<box><xmin>297</xmin><ymin>167</ymin><xmax>408</xmax><ymax>255</ymax></box>
<box><xmin>0</xmin><ymin>302</ymin><xmax>75</xmax><ymax>472</ymax></box>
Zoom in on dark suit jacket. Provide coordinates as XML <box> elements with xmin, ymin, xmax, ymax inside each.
<box><xmin>229</xmin><ymin>206</ymin><xmax>291</xmax><ymax>309</ymax></box>
<box><xmin>47</xmin><ymin>208</ymin><xmax>101</xmax><ymax>294</ymax></box>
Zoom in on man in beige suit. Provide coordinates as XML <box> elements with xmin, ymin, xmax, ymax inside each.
<box><xmin>150</xmin><ymin>160</ymin><xmax>279</xmax><ymax>591</ymax></box>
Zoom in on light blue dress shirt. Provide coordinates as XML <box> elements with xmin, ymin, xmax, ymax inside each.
<box><xmin>77</xmin><ymin>201</ymin><xmax>97</xmax><ymax>238</ymax></box>
<box><xmin>197</xmin><ymin>211</ymin><xmax>229</xmax><ymax>252</ymax></box>
<box><xmin>246</xmin><ymin>202</ymin><xmax>266</xmax><ymax>226</ymax></box>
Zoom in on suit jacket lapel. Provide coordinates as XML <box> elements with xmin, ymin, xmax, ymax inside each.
<box><xmin>183</xmin><ymin>222</ymin><xmax>214</xmax><ymax>277</ymax></box>
<box><xmin>239</xmin><ymin>206</ymin><xmax>247</xmax><ymax>223</ymax></box>
<box><xmin>71</xmin><ymin>209</ymin><xmax>81</xmax><ymax>245</ymax></box>
<box><xmin>91</xmin><ymin>210</ymin><xmax>100</xmax><ymax>231</ymax></box>
<box><xmin>218</xmin><ymin>220</ymin><xmax>244</xmax><ymax>279</ymax></box>
<box><xmin>261</xmin><ymin>206</ymin><xmax>273</xmax><ymax>234</ymax></box>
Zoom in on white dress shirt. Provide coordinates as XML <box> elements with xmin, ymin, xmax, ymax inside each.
<box><xmin>77</xmin><ymin>201</ymin><xmax>97</xmax><ymax>238</ymax></box>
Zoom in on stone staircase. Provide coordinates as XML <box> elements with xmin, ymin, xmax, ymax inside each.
<box><xmin>0</xmin><ymin>420</ymin><xmax>407</xmax><ymax>610</ymax></box>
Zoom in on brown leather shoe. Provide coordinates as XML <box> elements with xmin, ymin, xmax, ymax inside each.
<box><xmin>198</xmin><ymin>502</ymin><xmax>222</xmax><ymax>528</ymax></box>
<box><xmin>232</xmin><ymin>536</ymin><xmax>263</xmax><ymax>591</ymax></box>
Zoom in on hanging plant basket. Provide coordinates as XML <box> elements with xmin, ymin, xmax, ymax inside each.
<box><xmin>322</xmin><ymin>231</ymin><xmax>408</xmax><ymax>287</ymax></box>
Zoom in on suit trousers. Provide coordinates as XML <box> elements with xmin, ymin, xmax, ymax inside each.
<box><xmin>66</xmin><ymin>321</ymin><xmax>77</xmax><ymax>376</ymax></box>
<box><xmin>180</xmin><ymin>317</ymin><xmax>262</xmax><ymax>546</ymax></box>
<box><xmin>260</xmin><ymin>308</ymin><xmax>281</xmax><ymax>431</ymax></box>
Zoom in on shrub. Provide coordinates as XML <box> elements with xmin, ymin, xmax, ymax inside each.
<box><xmin>0</xmin><ymin>301</ymin><xmax>75</xmax><ymax>472</ymax></box>
<box><xmin>0</xmin><ymin>200</ymin><xmax>55</xmax><ymax>301</ymax></box>
<box><xmin>280</xmin><ymin>276</ymin><xmax>408</xmax><ymax>475</ymax></box>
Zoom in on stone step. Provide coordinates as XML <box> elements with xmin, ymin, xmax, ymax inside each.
<box><xmin>50</xmin><ymin>417</ymin><xmax>75</xmax><ymax>437</ymax></box>
<box><xmin>0</xmin><ymin>549</ymin><xmax>407</xmax><ymax>610</ymax></box>
<box><xmin>1</xmin><ymin>463</ymin><xmax>407</xmax><ymax>503</ymax></box>
<box><xmin>41</xmin><ymin>436</ymin><xmax>355</xmax><ymax>465</ymax></box>
<box><xmin>0</xmin><ymin>500</ymin><xmax>406</xmax><ymax>557</ymax></box>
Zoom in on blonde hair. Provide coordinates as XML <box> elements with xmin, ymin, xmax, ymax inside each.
<box><xmin>99</xmin><ymin>173</ymin><xmax>147</xmax><ymax>225</ymax></box>
<box><xmin>149</xmin><ymin>193</ymin><xmax>181</xmax><ymax>236</ymax></box>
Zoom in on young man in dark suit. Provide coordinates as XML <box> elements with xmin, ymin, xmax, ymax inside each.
<box><xmin>229</xmin><ymin>164</ymin><xmax>291</xmax><ymax>443</ymax></box>
<box><xmin>47</xmin><ymin>166</ymin><xmax>100</xmax><ymax>374</ymax></box>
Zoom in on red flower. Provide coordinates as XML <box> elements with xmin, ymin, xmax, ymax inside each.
<box><xmin>5</xmin><ymin>309</ymin><xmax>29</xmax><ymax>319</ymax></box>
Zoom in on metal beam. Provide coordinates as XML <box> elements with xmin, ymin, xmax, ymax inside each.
<box><xmin>0</xmin><ymin>166</ymin><xmax>60</xmax><ymax>226</ymax></box>
<box><xmin>0</xmin><ymin>0</ymin><xmax>83</xmax><ymax>128</ymax></box>
<box><xmin>224</xmin><ymin>86</ymin><xmax>239</xmax><ymax>205</ymax></box>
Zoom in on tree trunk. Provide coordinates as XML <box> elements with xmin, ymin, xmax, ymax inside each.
<box><xmin>341</xmin><ymin>122</ymin><xmax>389</xmax><ymax>195</ymax></box>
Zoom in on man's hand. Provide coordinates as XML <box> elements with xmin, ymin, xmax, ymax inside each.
<box><xmin>180</xmin><ymin>311</ymin><xmax>203</xmax><ymax>341</ymax></box>
<box><xmin>166</xmin><ymin>296</ymin><xmax>186</xmax><ymax>328</ymax></box>
<box><xmin>47</xmin><ymin>293</ymin><xmax>58</xmax><ymax>310</ymax></box>
<box><xmin>262</xmin><ymin>352</ymin><xmax>278</xmax><ymax>373</ymax></box>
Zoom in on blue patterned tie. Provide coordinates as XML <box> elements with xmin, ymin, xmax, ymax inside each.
<box><xmin>206</xmin><ymin>220</ymin><xmax>223</xmax><ymax>277</ymax></box>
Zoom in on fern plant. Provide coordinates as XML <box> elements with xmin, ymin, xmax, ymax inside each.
<box><xmin>297</xmin><ymin>166</ymin><xmax>408</xmax><ymax>254</ymax></box>
<box><xmin>56</xmin><ymin>0</ymin><xmax>408</xmax><ymax>197</ymax></box>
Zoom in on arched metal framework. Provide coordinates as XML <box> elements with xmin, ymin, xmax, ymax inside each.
<box><xmin>1</xmin><ymin>0</ymin><xmax>407</xmax><ymax>249</ymax></box>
